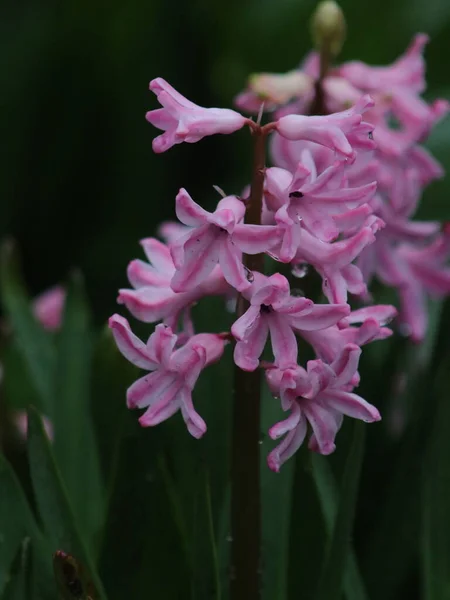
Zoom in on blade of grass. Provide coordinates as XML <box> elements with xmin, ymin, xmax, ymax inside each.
<box><xmin>315</xmin><ymin>421</ymin><xmax>365</xmax><ymax>600</ymax></box>
<box><xmin>421</xmin><ymin>360</ymin><xmax>450</xmax><ymax>600</ymax></box>
<box><xmin>2</xmin><ymin>538</ymin><xmax>31</xmax><ymax>600</ymax></box>
<box><xmin>26</xmin><ymin>406</ymin><xmax>107</xmax><ymax>600</ymax></box>
<box><xmin>0</xmin><ymin>241</ymin><xmax>55</xmax><ymax>414</ymax></box>
<box><xmin>54</xmin><ymin>272</ymin><xmax>103</xmax><ymax>547</ymax></box>
<box><xmin>311</xmin><ymin>453</ymin><xmax>368</xmax><ymax>600</ymax></box>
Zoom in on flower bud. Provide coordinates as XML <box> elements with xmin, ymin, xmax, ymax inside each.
<box><xmin>311</xmin><ymin>1</ymin><xmax>346</xmax><ymax>59</ymax></box>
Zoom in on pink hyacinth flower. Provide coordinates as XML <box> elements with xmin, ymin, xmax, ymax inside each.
<box><xmin>264</xmin><ymin>154</ymin><xmax>376</xmax><ymax>246</ymax></box>
<box><xmin>170</xmin><ymin>189</ymin><xmax>281</xmax><ymax>292</ymax></box>
<box><xmin>109</xmin><ymin>315</ymin><xmax>226</xmax><ymax>437</ymax></box>
<box><xmin>337</xmin><ymin>34</ymin><xmax>429</xmax><ymax>94</ymax></box>
<box><xmin>382</xmin><ymin>229</ymin><xmax>450</xmax><ymax>342</ymax></box>
<box><xmin>275</xmin><ymin>95</ymin><xmax>376</xmax><ymax>161</ymax></box>
<box><xmin>146</xmin><ymin>78</ymin><xmax>248</xmax><ymax>153</ymax></box>
<box><xmin>302</xmin><ymin>305</ymin><xmax>396</xmax><ymax>365</ymax></box>
<box><xmin>266</xmin><ymin>344</ymin><xmax>380</xmax><ymax>471</ymax></box>
<box><xmin>33</xmin><ymin>286</ymin><xmax>66</xmax><ymax>331</ymax></box>
<box><xmin>279</xmin><ymin>216</ymin><xmax>383</xmax><ymax>303</ymax></box>
<box><xmin>231</xmin><ymin>273</ymin><xmax>349</xmax><ymax>371</ymax></box>
<box><xmin>118</xmin><ymin>238</ymin><xmax>229</xmax><ymax>335</ymax></box>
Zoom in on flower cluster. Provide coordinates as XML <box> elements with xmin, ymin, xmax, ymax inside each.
<box><xmin>238</xmin><ymin>34</ymin><xmax>450</xmax><ymax>342</ymax></box>
<box><xmin>109</xmin><ymin>31</ymin><xmax>447</xmax><ymax>471</ymax></box>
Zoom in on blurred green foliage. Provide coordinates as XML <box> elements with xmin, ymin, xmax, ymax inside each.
<box><xmin>1</xmin><ymin>0</ymin><xmax>450</xmax><ymax>599</ymax></box>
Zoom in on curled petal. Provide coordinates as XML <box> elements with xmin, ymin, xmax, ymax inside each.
<box><xmin>109</xmin><ymin>314</ymin><xmax>157</xmax><ymax>370</ymax></box>
<box><xmin>234</xmin><ymin>319</ymin><xmax>269</xmax><ymax>371</ymax></box>
<box><xmin>323</xmin><ymin>390</ymin><xmax>381</xmax><ymax>422</ymax></box>
<box><xmin>267</xmin><ymin>413</ymin><xmax>307</xmax><ymax>473</ymax></box>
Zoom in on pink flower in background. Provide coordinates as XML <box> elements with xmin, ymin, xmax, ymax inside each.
<box><xmin>336</xmin><ymin>34</ymin><xmax>428</xmax><ymax>94</ymax></box>
<box><xmin>32</xmin><ymin>286</ymin><xmax>66</xmax><ymax>331</ymax></box>
<box><xmin>146</xmin><ymin>78</ymin><xmax>248</xmax><ymax>153</ymax></box>
<box><xmin>109</xmin><ymin>315</ymin><xmax>226</xmax><ymax>437</ymax></box>
<box><xmin>14</xmin><ymin>411</ymin><xmax>54</xmax><ymax>441</ymax></box>
<box><xmin>266</xmin><ymin>344</ymin><xmax>380</xmax><ymax>471</ymax></box>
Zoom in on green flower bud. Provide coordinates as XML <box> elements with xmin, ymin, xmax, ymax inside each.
<box><xmin>311</xmin><ymin>1</ymin><xmax>346</xmax><ymax>60</ymax></box>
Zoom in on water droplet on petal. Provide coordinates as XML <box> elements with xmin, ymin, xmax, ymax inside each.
<box><xmin>291</xmin><ymin>263</ymin><xmax>309</xmax><ymax>279</ymax></box>
<box><xmin>226</xmin><ymin>297</ymin><xmax>237</xmax><ymax>313</ymax></box>
<box><xmin>267</xmin><ymin>252</ymin><xmax>282</xmax><ymax>262</ymax></box>
<box><xmin>244</xmin><ymin>267</ymin><xmax>255</xmax><ymax>282</ymax></box>
<box><xmin>398</xmin><ymin>323</ymin><xmax>412</xmax><ymax>337</ymax></box>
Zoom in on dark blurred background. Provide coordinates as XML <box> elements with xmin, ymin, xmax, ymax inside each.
<box><xmin>1</xmin><ymin>0</ymin><xmax>450</xmax><ymax>322</ymax></box>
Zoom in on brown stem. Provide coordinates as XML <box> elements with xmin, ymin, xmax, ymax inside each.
<box><xmin>230</xmin><ymin>126</ymin><xmax>267</xmax><ymax>600</ymax></box>
<box><xmin>309</xmin><ymin>47</ymin><xmax>331</xmax><ymax>116</ymax></box>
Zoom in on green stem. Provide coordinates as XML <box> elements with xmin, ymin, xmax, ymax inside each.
<box><xmin>230</xmin><ymin>125</ymin><xmax>267</xmax><ymax>600</ymax></box>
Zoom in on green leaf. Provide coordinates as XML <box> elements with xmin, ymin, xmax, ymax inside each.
<box><xmin>361</xmin><ymin>300</ymin><xmax>445</xmax><ymax>600</ymax></box>
<box><xmin>422</xmin><ymin>361</ymin><xmax>450</xmax><ymax>600</ymax></box>
<box><xmin>2</xmin><ymin>538</ymin><xmax>31</xmax><ymax>600</ymax></box>
<box><xmin>288</xmin><ymin>446</ymin><xmax>327</xmax><ymax>600</ymax></box>
<box><xmin>54</xmin><ymin>272</ymin><xmax>103</xmax><ymax>547</ymax></box>
<box><xmin>260</xmin><ymin>385</ymin><xmax>295</xmax><ymax>600</ymax></box>
<box><xmin>26</xmin><ymin>406</ymin><xmax>107</xmax><ymax>600</ymax></box>
<box><xmin>315</xmin><ymin>421</ymin><xmax>365</xmax><ymax>600</ymax></box>
<box><xmin>0</xmin><ymin>454</ymin><xmax>54</xmax><ymax>599</ymax></box>
<box><xmin>311</xmin><ymin>454</ymin><xmax>368</xmax><ymax>600</ymax></box>
<box><xmin>0</xmin><ymin>456</ymin><xmax>39</xmax><ymax>596</ymax></box>
<box><xmin>0</xmin><ymin>241</ymin><xmax>55</xmax><ymax>414</ymax></box>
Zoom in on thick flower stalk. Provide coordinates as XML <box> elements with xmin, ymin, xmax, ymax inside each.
<box><xmin>108</xmin><ymin>9</ymin><xmax>448</xmax><ymax>598</ymax></box>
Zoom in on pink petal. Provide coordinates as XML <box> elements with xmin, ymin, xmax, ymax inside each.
<box><xmin>126</xmin><ymin>259</ymin><xmax>170</xmax><ymax>288</ymax></box>
<box><xmin>146</xmin><ymin>323</ymin><xmax>178</xmax><ymax>367</ymax></box>
<box><xmin>175</xmin><ymin>189</ymin><xmax>210</xmax><ymax>226</ymax></box>
<box><xmin>127</xmin><ymin>371</ymin><xmax>175</xmax><ymax>409</ymax></box>
<box><xmin>330</xmin><ymin>344</ymin><xmax>361</xmax><ymax>388</ymax></box>
<box><xmin>170</xmin><ymin>225</ymin><xmax>220</xmax><ymax>292</ymax></box>
<box><xmin>289</xmin><ymin>303</ymin><xmax>349</xmax><ymax>332</ymax></box>
<box><xmin>303</xmin><ymin>402</ymin><xmax>337</xmax><ymax>455</ymax></box>
<box><xmin>269</xmin><ymin>402</ymin><xmax>302</xmax><ymax>439</ymax></box>
<box><xmin>170</xmin><ymin>344</ymin><xmax>206</xmax><ymax>388</ymax></box>
<box><xmin>234</xmin><ymin>318</ymin><xmax>269</xmax><ymax>371</ymax></box>
<box><xmin>231</xmin><ymin>305</ymin><xmax>261</xmax><ymax>341</ymax></box>
<box><xmin>232</xmin><ymin>224</ymin><xmax>282</xmax><ymax>254</ymax></box>
<box><xmin>219</xmin><ymin>237</ymin><xmax>251</xmax><ymax>292</ymax></box>
<box><xmin>322</xmin><ymin>390</ymin><xmax>381</xmax><ymax>422</ymax></box>
<box><xmin>108</xmin><ymin>314</ymin><xmax>156</xmax><ymax>369</ymax></box>
<box><xmin>138</xmin><ymin>379</ymin><xmax>184</xmax><ymax>427</ymax></box>
<box><xmin>268</xmin><ymin>313</ymin><xmax>298</xmax><ymax>368</ymax></box>
<box><xmin>267</xmin><ymin>412</ymin><xmax>307</xmax><ymax>472</ymax></box>
<box><xmin>179</xmin><ymin>387</ymin><xmax>207</xmax><ymax>439</ymax></box>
